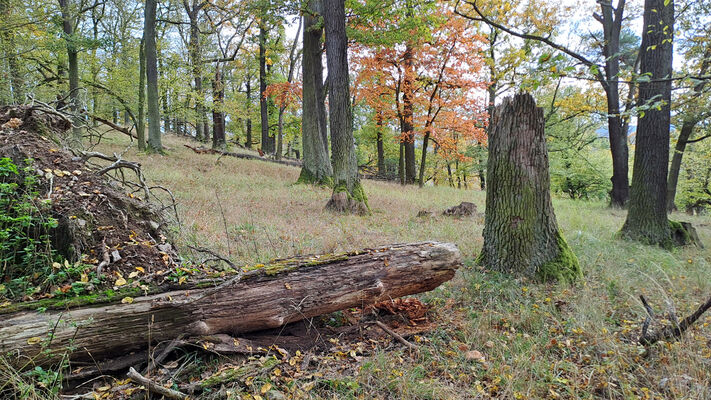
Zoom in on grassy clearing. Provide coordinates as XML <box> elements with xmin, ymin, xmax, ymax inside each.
<box><xmin>88</xmin><ymin>132</ymin><xmax>711</xmax><ymax>399</ymax></box>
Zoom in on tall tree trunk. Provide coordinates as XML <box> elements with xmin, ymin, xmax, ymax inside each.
<box><xmin>478</xmin><ymin>94</ymin><xmax>580</xmax><ymax>282</ymax></box>
<box><xmin>597</xmin><ymin>0</ymin><xmax>630</xmax><ymax>207</ymax></box>
<box><xmin>276</xmin><ymin>108</ymin><xmax>284</xmax><ymax>160</ymax></box>
<box><xmin>59</xmin><ymin>0</ymin><xmax>82</xmax><ymax>146</ymax></box>
<box><xmin>144</xmin><ymin>0</ymin><xmax>162</xmax><ymax>152</ymax></box>
<box><xmin>1</xmin><ymin>0</ymin><xmax>23</xmax><ymax>103</ymax></box>
<box><xmin>376</xmin><ymin>109</ymin><xmax>385</xmax><ymax>177</ymax></box>
<box><xmin>137</xmin><ymin>37</ymin><xmax>146</xmax><ymax>151</ymax></box>
<box><xmin>298</xmin><ymin>2</ymin><xmax>332</xmax><ymax>185</ymax></box>
<box><xmin>323</xmin><ymin>0</ymin><xmax>368</xmax><ymax>214</ymax></box>
<box><xmin>185</xmin><ymin>1</ymin><xmax>204</xmax><ymax>142</ymax></box>
<box><xmin>402</xmin><ymin>43</ymin><xmax>416</xmax><ymax>184</ymax></box>
<box><xmin>259</xmin><ymin>24</ymin><xmax>274</xmax><ymax>153</ymax></box>
<box><xmin>245</xmin><ymin>75</ymin><xmax>252</xmax><ymax>148</ymax></box>
<box><xmin>620</xmin><ymin>0</ymin><xmax>681</xmax><ymax>246</ymax></box>
<box><xmin>212</xmin><ymin>63</ymin><xmax>226</xmax><ymax>149</ymax></box>
<box><xmin>666</xmin><ymin>47</ymin><xmax>711</xmax><ymax>211</ymax></box>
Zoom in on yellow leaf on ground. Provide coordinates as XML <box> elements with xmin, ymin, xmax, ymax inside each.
<box><xmin>27</xmin><ymin>337</ymin><xmax>42</xmax><ymax>345</ymax></box>
<box><xmin>115</xmin><ymin>273</ymin><xmax>127</xmax><ymax>287</ymax></box>
<box><xmin>128</xmin><ymin>271</ymin><xmax>139</xmax><ymax>279</ymax></box>
<box><xmin>178</xmin><ymin>276</ymin><xmax>187</xmax><ymax>285</ymax></box>
<box><xmin>80</xmin><ymin>273</ymin><xmax>89</xmax><ymax>283</ymax></box>
<box><xmin>121</xmin><ymin>297</ymin><xmax>134</xmax><ymax>304</ymax></box>
<box><xmin>260</xmin><ymin>383</ymin><xmax>272</xmax><ymax>394</ymax></box>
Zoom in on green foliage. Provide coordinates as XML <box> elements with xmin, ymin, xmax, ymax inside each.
<box><xmin>674</xmin><ymin>129</ymin><xmax>711</xmax><ymax>213</ymax></box>
<box><xmin>0</xmin><ymin>158</ymin><xmax>58</xmax><ymax>299</ymax></box>
<box><xmin>549</xmin><ymin>150</ymin><xmax>611</xmax><ymax>200</ymax></box>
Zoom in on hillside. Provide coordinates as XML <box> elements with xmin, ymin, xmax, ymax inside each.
<box><xmin>81</xmin><ymin>131</ymin><xmax>711</xmax><ymax>399</ymax></box>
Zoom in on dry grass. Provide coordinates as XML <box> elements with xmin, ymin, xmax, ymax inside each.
<box><xmin>89</xmin><ymin>132</ymin><xmax>711</xmax><ymax>399</ymax></box>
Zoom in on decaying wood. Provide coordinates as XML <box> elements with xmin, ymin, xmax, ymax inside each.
<box><xmin>0</xmin><ymin>242</ymin><xmax>460</xmax><ymax>366</ymax></box>
<box><xmin>183</xmin><ymin>144</ymin><xmax>302</xmax><ymax>167</ymax></box>
<box><xmin>90</xmin><ymin>114</ymin><xmax>138</xmax><ymax>140</ymax></box>
<box><xmin>639</xmin><ymin>294</ymin><xmax>711</xmax><ymax>346</ymax></box>
<box><xmin>127</xmin><ymin>367</ymin><xmax>189</xmax><ymax>400</ymax></box>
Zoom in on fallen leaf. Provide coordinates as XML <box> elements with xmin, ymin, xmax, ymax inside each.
<box><xmin>27</xmin><ymin>337</ymin><xmax>42</xmax><ymax>345</ymax></box>
<box><xmin>465</xmin><ymin>350</ymin><xmax>486</xmax><ymax>362</ymax></box>
<box><xmin>260</xmin><ymin>383</ymin><xmax>272</xmax><ymax>394</ymax></box>
<box><xmin>121</xmin><ymin>297</ymin><xmax>134</xmax><ymax>304</ymax></box>
<box><xmin>115</xmin><ymin>274</ymin><xmax>127</xmax><ymax>287</ymax></box>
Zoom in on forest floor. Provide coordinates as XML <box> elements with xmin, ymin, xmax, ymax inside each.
<box><xmin>74</xmin><ymin>131</ymin><xmax>711</xmax><ymax>399</ymax></box>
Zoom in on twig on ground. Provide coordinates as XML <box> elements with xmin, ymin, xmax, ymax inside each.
<box><xmin>143</xmin><ymin>334</ymin><xmax>185</xmax><ymax>377</ymax></box>
<box><xmin>127</xmin><ymin>367</ymin><xmax>188</xmax><ymax>400</ymax></box>
<box><xmin>368</xmin><ymin>320</ymin><xmax>418</xmax><ymax>351</ymax></box>
<box><xmin>639</xmin><ymin>294</ymin><xmax>711</xmax><ymax>346</ymax></box>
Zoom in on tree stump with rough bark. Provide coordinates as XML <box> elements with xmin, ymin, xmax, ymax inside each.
<box><xmin>0</xmin><ymin>242</ymin><xmax>460</xmax><ymax>367</ymax></box>
<box><xmin>478</xmin><ymin>93</ymin><xmax>581</xmax><ymax>282</ymax></box>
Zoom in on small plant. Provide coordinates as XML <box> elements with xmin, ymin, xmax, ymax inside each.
<box><xmin>0</xmin><ymin>158</ymin><xmax>59</xmax><ymax>299</ymax></box>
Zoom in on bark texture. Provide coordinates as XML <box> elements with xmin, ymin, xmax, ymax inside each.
<box><xmin>137</xmin><ymin>37</ymin><xmax>146</xmax><ymax>151</ymax></box>
<box><xmin>298</xmin><ymin>0</ymin><xmax>333</xmax><ymax>185</ymax></box>
<box><xmin>58</xmin><ymin>0</ymin><xmax>82</xmax><ymax>145</ymax></box>
<box><xmin>597</xmin><ymin>0</ymin><xmax>630</xmax><ymax>207</ymax></box>
<box><xmin>212</xmin><ymin>63</ymin><xmax>226</xmax><ymax>149</ymax></box>
<box><xmin>323</xmin><ymin>0</ymin><xmax>368</xmax><ymax>214</ymax></box>
<box><xmin>0</xmin><ymin>242</ymin><xmax>460</xmax><ymax>366</ymax></box>
<box><xmin>478</xmin><ymin>94</ymin><xmax>580</xmax><ymax>282</ymax></box>
<box><xmin>144</xmin><ymin>0</ymin><xmax>162</xmax><ymax>152</ymax></box>
<box><xmin>620</xmin><ymin>0</ymin><xmax>677</xmax><ymax>246</ymax></box>
<box><xmin>259</xmin><ymin>23</ymin><xmax>275</xmax><ymax>153</ymax></box>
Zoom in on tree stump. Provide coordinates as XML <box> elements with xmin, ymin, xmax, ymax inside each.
<box><xmin>477</xmin><ymin>94</ymin><xmax>581</xmax><ymax>282</ymax></box>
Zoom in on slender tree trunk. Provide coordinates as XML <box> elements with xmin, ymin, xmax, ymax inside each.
<box><xmin>245</xmin><ymin>75</ymin><xmax>252</xmax><ymax>148</ymax></box>
<box><xmin>259</xmin><ymin>24</ymin><xmax>274</xmax><ymax>153</ymax></box>
<box><xmin>620</xmin><ymin>0</ymin><xmax>681</xmax><ymax>246</ymax></box>
<box><xmin>323</xmin><ymin>0</ymin><xmax>368</xmax><ymax>214</ymax></box>
<box><xmin>598</xmin><ymin>0</ymin><xmax>630</xmax><ymax>207</ymax></box>
<box><xmin>59</xmin><ymin>0</ymin><xmax>82</xmax><ymax>146</ymax></box>
<box><xmin>479</xmin><ymin>93</ymin><xmax>580</xmax><ymax>282</ymax></box>
<box><xmin>418</xmin><ymin>129</ymin><xmax>430</xmax><ymax>187</ymax></box>
<box><xmin>402</xmin><ymin>43</ymin><xmax>416</xmax><ymax>184</ymax></box>
<box><xmin>399</xmin><ymin>140</ymin><xmax>405</xmax><ymax>185</ymax></box>
<box><xmin>137</xmin><ymin>37</ymin><xmax>146</xmax><ymax>151</ymax></box>
<box><xmin>298</xmin><ymin>2</ymin><xmax>332</xmax><ymax>185</ymax></box>
<box><xmin>376</xmin><ymin>110</ymin><xmax>385</xmax><ymax>177</ymax></box>
<box><xmin>144</xmin><ymin>0</ymin><xmax>162</xmax><ymax>152</ymax></box>
<box><xmin>666</xmin><ymin>48</ymin><xmax>710</xmax><ymax>211</ymax></box>
<box><xmin>1</xmin><ymin>0</ymin><xmax>23</xmax><ymax>103</ymax></box>
<box><xmin>185</xmin><ymin>1</ymin><xmax>204</xmax><ymax>142</ymax></box>
<box><xmin>212</xmin><ymin>63</ymin><xmax>226</xmax><ymax>149</ymax></box>
<box><xmin>276</xmin><ymin>107</ymin><xmax>284</xmax><ymax>160</ymax></box>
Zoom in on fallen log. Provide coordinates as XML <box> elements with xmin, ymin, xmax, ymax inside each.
<box><xmin>0</xmin><ymin>241</ymin><xmax>460</xmax><ymax>366</ymax></box>
<box><xmin>183</xmin><ymin>144</ymin><xmax>302</xmax><ymax>167</ymax></box>
<box><xmin>90</xmin><ymin>114</ymin><xmax>138</xmax><ymax>139</ymax></box>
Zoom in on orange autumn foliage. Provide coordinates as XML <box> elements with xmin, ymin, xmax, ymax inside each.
<box><xmin>352</xmin><ymin>6</ymin><xmax>489</xmax><ymax>162</ymax></box>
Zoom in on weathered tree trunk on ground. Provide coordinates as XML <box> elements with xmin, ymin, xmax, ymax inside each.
<box><xmin>298</xmin><ymin>1</ymin><xmax>333</xmax><ymax>185</ymax></box>
<box><xmin>144</xmin><ymin>0</ymin><xmax>161</xmax><ymax>152</ymax></box>
<box><xmin>620</xmin><ymin>0</ymin><xmax>688</xmax><ymax>247</ymax></box>
<box><xmin>478</xmin><ymin>94</ymin><xmax>580</xmax><ymax>282</ymax></box>
<box><xmin>0</xmin><ymin>242</ymin><xmax>460</xmax><ymax>366</ymax></box>
<box><xmin>323</xmin><ymin>0</ymin><xmax>369</xmax><ymax>214</ymax></box>
<box><xmin>137</xmin><ymin>37</ymin><xmax>146</xmax><ymax>151</ymax></box>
